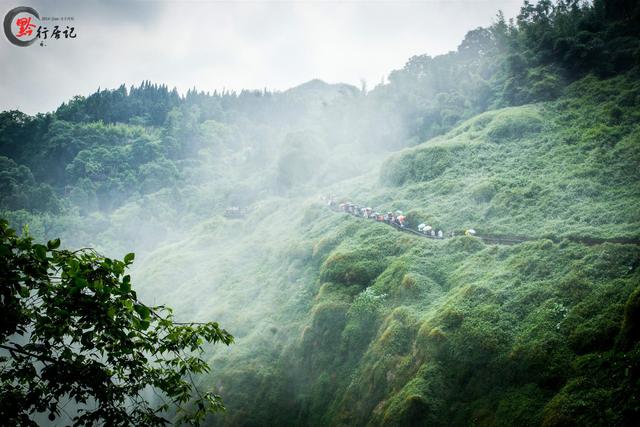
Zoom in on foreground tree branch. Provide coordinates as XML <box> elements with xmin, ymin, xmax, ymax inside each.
<box><xmin>0</xmin><ymin>219</ymin><xmax>233</xmax><ymax>426</ymax></box>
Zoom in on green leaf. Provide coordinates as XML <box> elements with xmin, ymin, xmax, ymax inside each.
<box><xmin>34</xmin><ymin>244</ymin><xmax>47</xmax><ymax>260</ymax></box>
<box><xmin>139</xmin><ymin>320</ymin><xmax>150</xmax><ymax>330</ymax></box>
<box><xmin>68</xmin><ymin>259</ymin><xmax>80</xmax><ymax>275</ymax></box>
<box><xmin>47</xmin><ymin>238</ymin><xmax>61</xmax><ymax>250</ymax></box>
<box><xmin>121</xmin><ymin>281</ymin><xmax>131</xmax><ymax>293</ymax></box>
<box><xmin>124</xmin><ymin>252</ymin><xmax>135</xmax><ymax>264</ymax></box>
<box><xmin>131</xmin><ymin>317</ymin><xmax>141</xmax><ymax>330</ymax></box>
<box><xmin>134</xmin><ymin>304</ymin><xmax>151</xmax><ymax>320</ymax></box>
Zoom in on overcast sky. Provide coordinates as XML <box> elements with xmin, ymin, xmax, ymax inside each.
<box><xmin>0</xmin><ymin>0</ymin><xmax>523</xmax><ymax>114</ymax></box>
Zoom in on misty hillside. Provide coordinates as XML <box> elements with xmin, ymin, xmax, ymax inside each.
<box><xmin>1</xmin><ymin>1</ymin><xmax>640</xmax><ymax>426</ymax></box>
<box><xmin>131</xmin><ymin>72</ymin><xmax>640</xmax><ymax>427</ymax></box>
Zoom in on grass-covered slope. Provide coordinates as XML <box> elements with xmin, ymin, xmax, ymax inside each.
<box><xmin>132</xmin><ymin>72</ymin><xmax>640</xmax><ymax>426</ymax></box>
<box><xmin>373</xmin><ymin>73</ymin><xmax>640</xmax><ymax>240</ymax></box>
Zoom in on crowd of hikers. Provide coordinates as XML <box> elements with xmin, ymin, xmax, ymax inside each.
<box><xmin>224</xmin><ymin>206</ymin><xmax>247</xmax><ymax>218</ymax></box>
<box><xmin>325</xmin><ymin>196</ymin><xmax>478</xmax><ymax>239</ymax></box>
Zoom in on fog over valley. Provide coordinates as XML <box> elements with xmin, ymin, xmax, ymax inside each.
<box><xmin>1</xmin><ymin>1</ymin><xmax>639</xmax><ymax>426</ymax></box>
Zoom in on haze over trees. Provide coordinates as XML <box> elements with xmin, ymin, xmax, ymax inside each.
<box><xmin>1</xmin><ymin>0</ymin><xmax>639</xmax><ymax>425</ymax></box>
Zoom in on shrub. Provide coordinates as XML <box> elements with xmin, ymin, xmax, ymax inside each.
<box><xmin>486</xmin><ymin>107</ymin><xmax>543</xmax><ymax>142</ymax></box>
<box><xmin>471</xmin><ymin>180</ymin><xmax>497</xmax><ymax>203</ymax></box>
<box><xmin>379</xmin><ymin>367</ymin><xmax>446</xmax><ymax>427</ymax></box>
<box><xmin>494</xmin><ymin>384</ymin><xmax>546</xmax><ymax>427</ymax></box>
<box><xmin>380</xmin><ymin>144</ymin><xmax>464</xmax><ymax>186</ymax></box>
<box><xmin>320</xmin><ymin>250</ymin><xmax>387</xmax><ymax>288</ymax></box>
<box><xmin>616</xmin><ymin>285</ymin><xmax>640</xmax><ymax>351</ymax></box>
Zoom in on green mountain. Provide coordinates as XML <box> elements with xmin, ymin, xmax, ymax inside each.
<box><xmin>131</xmin><ymin>71</ymin><xmax>640</xmax><ymax>427</ymax></box>
<box><xmin>1</xmin><ymin>0</ymin><xmax>639</xmax><ymax>425</ymax></box>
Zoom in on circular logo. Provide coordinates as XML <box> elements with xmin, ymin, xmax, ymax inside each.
<box><xmin>4</xmin><ymin>6</ymin><xmax>40</xmax><ymax>47</ymax></box>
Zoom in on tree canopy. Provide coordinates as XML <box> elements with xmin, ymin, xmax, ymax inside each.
<box><xmin>0</xmin><ymin>220</ymin><xmax>233</xmax><ymax>426</ymax></box>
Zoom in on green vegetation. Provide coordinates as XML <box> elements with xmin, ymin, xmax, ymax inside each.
<box><xmin>191</xmin><ymin>70</ymin><xmax>639</xmax><ymax>425</ymax></box>
<box><xmin>379</xmin><ymin>75</ymin><xmax>640</xmax><ymax>239</ymax></box>
<box><xmin>1</xmin><ymin>0</ymin><xmax>639</xmax><ymax>425</ymax></box>
<box><xmin>0</xmin><ymin>220</ymin><xmax>233</xmax><ymax>425</ymax></box>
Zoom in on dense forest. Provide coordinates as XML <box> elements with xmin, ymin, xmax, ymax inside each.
<box><xmin>4</xmin><ymin>0</ymin><xmax>639</xmax><ymax>224</ymax></box>
<box><xmin>1</xmin><ymin>0</ymin><xmax>640</xmax><ymax>425</ymax></box>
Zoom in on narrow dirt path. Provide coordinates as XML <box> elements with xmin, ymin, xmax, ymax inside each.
<box><xmin>330</xmin><ymin>205</ymin><xmax>640</xmax><ymax>246</ymax></box>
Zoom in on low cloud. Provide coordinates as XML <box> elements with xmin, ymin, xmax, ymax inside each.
<box><xmin>0</xmin><ymin>0</ymin><xmax>522</xmax><ymax>114</ymax></box>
